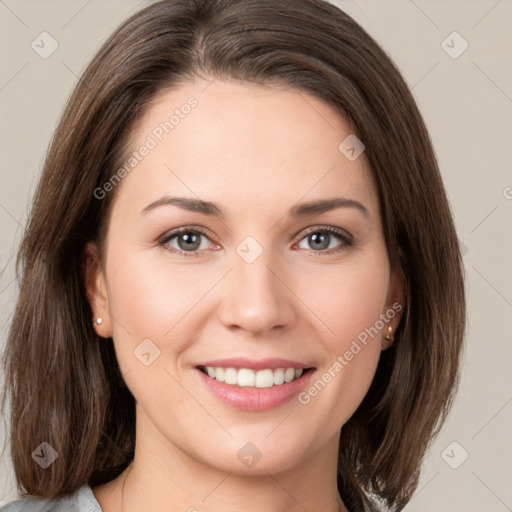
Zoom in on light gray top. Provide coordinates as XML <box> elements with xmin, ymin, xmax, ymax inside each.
<box><xmin>0</xmin><ymin>485</ymin><xmax>102</xmax><ymax>512</ymax></box>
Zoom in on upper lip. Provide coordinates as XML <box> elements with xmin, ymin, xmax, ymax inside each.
<box><xmin>195</xmin><ymin>357</ymin><xmax>314</xmax><ymax>371</ymax></box>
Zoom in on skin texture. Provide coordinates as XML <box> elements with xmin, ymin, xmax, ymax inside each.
<box><xmin>84</xmin><ymin>78</ymin><xmax>405</xmax><ymax>512</ymax></box>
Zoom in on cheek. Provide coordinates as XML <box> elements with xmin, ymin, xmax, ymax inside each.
<box><xmin>103</xmin><ymin>249</ymin><xmax>204</xmax><ymax>379</ymax></box>
<box><xmin>294</xmin><ymin>250</ymin><xmax>389</xmax><ymax>422</ymax></box>
<box><xmin>296</xmin><ymin>249</ymin><xmax>390</xmax><ymax>351</ymax></box>
<box><xmin>106</xmin><ymin>250</ymin><xmax>212</xmax><ymax>335</ymax></box>
<box><xmin>103</xmin><ymin>254</ymin><xmax>211</xmax><ymax>414</ymax></box>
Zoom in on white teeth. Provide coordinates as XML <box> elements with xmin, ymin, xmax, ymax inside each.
<box><xmin>224</xmin><ymin>367</ymin><xmax>238</xmax><ymax>385</ymax></box>
<box><xmin>202</xmin><ymin>366</ymin><xmax>307</xmax><ymax>388</ymax></box>
<box><xmin>215</xmin><ymin>367</ymin><xmax>225</xmax><ymax>382</ymax></box>
<box><xmin>284</xmin><ymin>368</ymin><xmax>295</xmax><ymax>383</ymax></box>
<box><xmin>255</xmin><ymin>369</ymin><xmax>274</xmax><ymax>388</ymax></box>
<box><xmin>237</xmin><ymin>368</ymin><xmax>255</xmax><ymax>387</ymax></box>
<box><xmin>273</xmin><ymin>368</ymin><xmax>284</xmax><ymax>385</ymax></box>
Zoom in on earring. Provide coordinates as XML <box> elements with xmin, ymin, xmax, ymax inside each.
<box><xmin>95</xmin><ymin>317</ymin><xmax>103</xmax><ymax>325</ymax></box>
<box><xmin>384</xmin><ymin>324</ymin><xmax>393</xmax><ymax>341</ymax></box>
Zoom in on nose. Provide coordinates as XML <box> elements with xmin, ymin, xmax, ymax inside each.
<box><xmin>217</xmin><ymin>247</ymin><xmax>297</xmax><ymax>337</ymax></box>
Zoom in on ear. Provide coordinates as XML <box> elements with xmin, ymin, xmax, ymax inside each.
<box><xmin>381</xmin><ymin>248</ymin><xmax>407</xmax><ymax>351</ymax></box>
<box><xmin>82</xmin><ymin>241</ymin><xmax>112</xmax><ymax>338</ymax></box>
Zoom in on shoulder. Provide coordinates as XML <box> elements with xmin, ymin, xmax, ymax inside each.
<box><xmin>0</xmin><ymin>485</ymin><xmax>102</xmax><ymax>512</ymax></box>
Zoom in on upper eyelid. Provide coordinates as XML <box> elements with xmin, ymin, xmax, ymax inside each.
<box><xmin>300</xmin><ymin>225</ymin><xmax>352</xmax><ymax>240</ymax></box>
<box><xmin>159</xmin><ymin>225</ymin><xmax>216</xmax><ymax>244</ymax></box>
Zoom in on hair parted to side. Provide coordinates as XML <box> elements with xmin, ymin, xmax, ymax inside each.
<box><xmin>1</xmin><ymin>0</ymin><xmax>466</xmax><ymax>510</ymax></box>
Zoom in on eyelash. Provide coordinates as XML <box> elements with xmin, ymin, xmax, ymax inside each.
<box><xmin>158</xmin><ymin>225</ymin><xmax>354</xmax><ymax>258</ymax></box>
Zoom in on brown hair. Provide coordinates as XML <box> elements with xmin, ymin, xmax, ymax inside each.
<box><xmin>1</xmin><ymin>0</ymin><xmax>466</xmax><ymax>510</ymax></box>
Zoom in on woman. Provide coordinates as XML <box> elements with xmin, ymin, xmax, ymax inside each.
<box><xmin>0</xmin><ymin>0</ymin><xmax>466</xmax><ymax>511</ymax></box>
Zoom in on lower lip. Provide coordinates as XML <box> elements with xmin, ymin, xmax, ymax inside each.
<box><xmin>195</xmin><ymin>368</ymin><xmax>315</xmax><ymax>411</ymax></box>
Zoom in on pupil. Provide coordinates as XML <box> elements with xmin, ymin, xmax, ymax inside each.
<box><xmin>310</xmin><ymin>232</ymin><xmax>329</xmax><ymax>250</ymax></box>
<box><xmin>180</xmin><ymin>232</ymin><xmax>200</xmax><ymax>251</ymax></box>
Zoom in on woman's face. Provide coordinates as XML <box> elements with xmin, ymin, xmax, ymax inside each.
<box><xmin>86</xmin><ymin>78</ymin><xmax>404</xmax><ymax>476</ymax></box>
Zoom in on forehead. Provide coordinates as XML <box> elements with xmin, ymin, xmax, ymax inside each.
<box><xmin>114</xmin><ymin>78</ymin><xmax>379</xmax><ymax>220</ymax></box>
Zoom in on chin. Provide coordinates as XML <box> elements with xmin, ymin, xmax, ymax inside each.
<box><xmin>193</xmin><ymin>435</ymin><xmax>312</xmax><ymax>477</ymax></box>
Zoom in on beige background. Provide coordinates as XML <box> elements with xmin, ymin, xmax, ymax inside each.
<box><xmin>1</xmin><ymin>1</ymin><xmax>511</xmax><ymax>510</ymax></box>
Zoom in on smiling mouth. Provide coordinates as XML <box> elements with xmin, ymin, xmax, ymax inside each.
<box><xmin>196</xmin><ymin>365</ymin><xmax>314</xmax><ymax>388</ymax></box>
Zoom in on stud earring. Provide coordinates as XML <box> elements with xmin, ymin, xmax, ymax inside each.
<box><xmin>95</xmin><ymin>317</ymin><xmax>103</xmax><ymax>325</ymax></box>
<box><xmin>384</xmin><ymin>324</ymin><xmax>393</xmax><ymax>341</ymax></box>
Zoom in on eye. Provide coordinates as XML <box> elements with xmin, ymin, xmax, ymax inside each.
<box><xmin>295</xmin><ymin>226</ymin><xmax>353</xmax><ymax>254</ymax></box>
<box><xmin>159</xmin><ymin>227</ymin><xmax>218</xmax><ymax>257</ymax></box>
<box><xmin>159</xmin><ymin>225</ymin><xmax>354</xmax><ymax>258</ymax></box>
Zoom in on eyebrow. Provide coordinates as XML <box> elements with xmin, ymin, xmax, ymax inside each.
<box><xmin>141</xmin><ymin>196</ymin><xmax>370</xmax><ymax>219</ymax></box>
